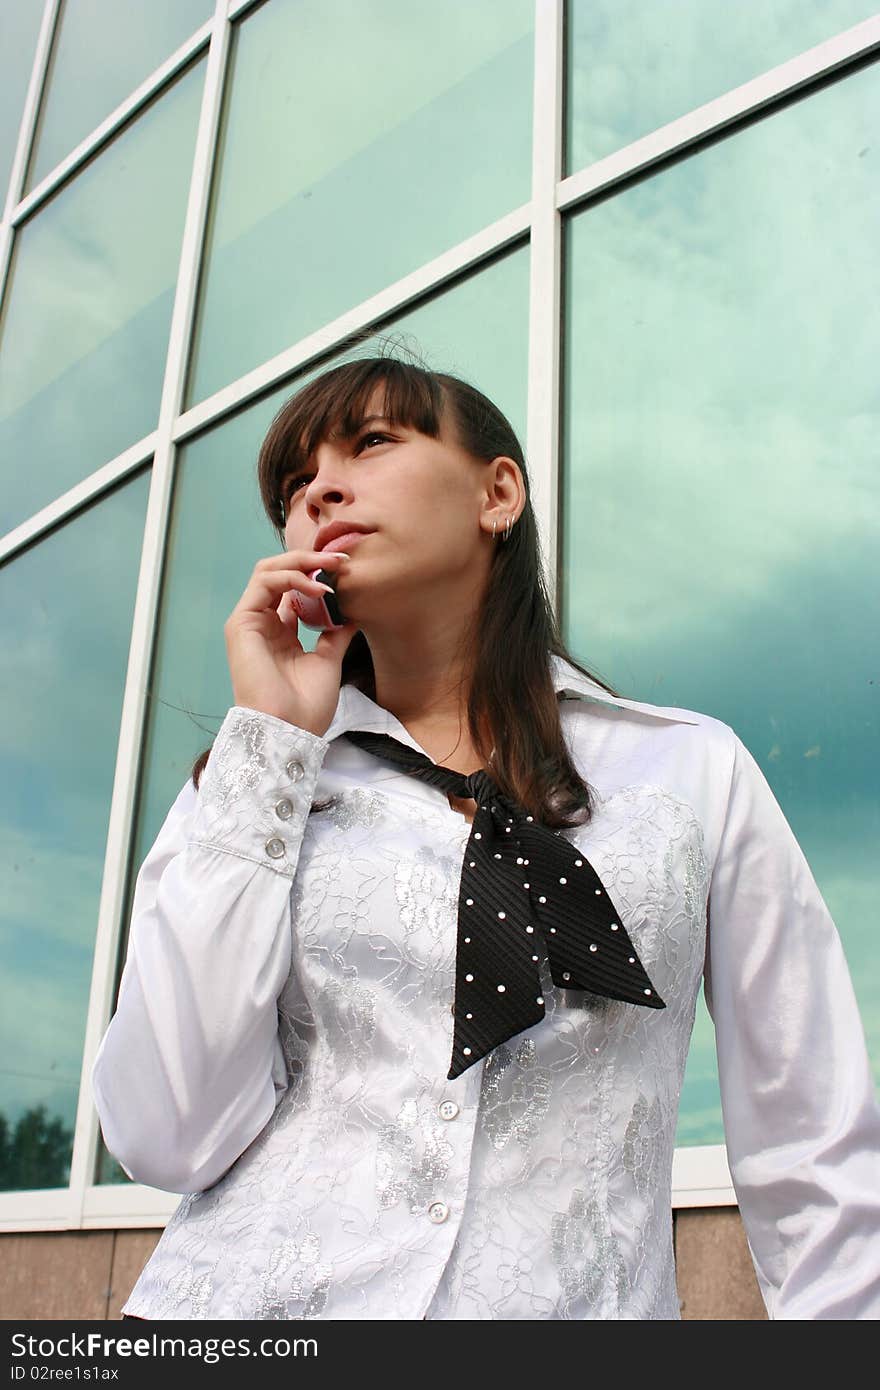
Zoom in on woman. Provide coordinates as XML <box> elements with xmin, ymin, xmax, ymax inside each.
<box><xmin>93</xmin><ymin>354</ymin><xmax>880</xmax><ymax>1320</ymax></box>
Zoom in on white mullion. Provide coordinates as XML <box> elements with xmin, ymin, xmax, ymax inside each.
<box><xmin>672</xmin><ymin>1145</ymin><xmax>736</xmax><ymax>1208</ymax></box>
<box><xmin>0</xmin><ymin>0</ymin><xmax>60</xmax><ymax>310</ymax></box>
<box><xmin>8</xmin><ymin>19</ymin><xmax>213</xmax><ymax>233</ymax></box>
<box><xmin>558</xmin><ymin>13</ymin><xmax>880</xmax><ymax>214</ymax></box>
<box><xmin>526</xmin><ymin>0</ymin><xmax>564</xmax><ymax>615</ymax></box>
<box><xmin>227</xmin><ymin>0</ymin><xmax>267</xmax><ymax>22</ymax></box>
<box><xmin>68</xmin><ymin>0</ymin><xmax>233</xmax><ymax>1228</ymax></box>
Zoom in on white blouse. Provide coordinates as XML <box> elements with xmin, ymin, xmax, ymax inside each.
<box><xmin>91</xmin><ymin>654</ymin><xmax>880</xmax><ymax>1319</ymax></box>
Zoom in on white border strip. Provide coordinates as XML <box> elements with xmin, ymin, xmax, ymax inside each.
<box><xmin>672</xmin><ymin>1144</ymin><xmax>736</xmax><ymax>1208</ymax></box>
<box><xmin>526</xmin><ymin>0</ymin><xmax>564</xmax><ymax>612</ymax></box>
<box><xmin>81</xmin><ymin>1183</ymin><xmax>179</xmax><ymax>1228</ymax></box>
<box><xmin>0</xmin><ymin>1188</ymin><xmax>78</xmax><ymax>1233</ymax></box>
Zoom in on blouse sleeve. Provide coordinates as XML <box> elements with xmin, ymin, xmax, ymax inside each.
<box><xmin>90</xmin><ymin>705</ymin><xmax>329</xmax><ymax>1195</ymax></box>
<box><xmin>703</xmin><ymin>729</ymin><xmax>880</xmax><ymax>1319</ymax></box>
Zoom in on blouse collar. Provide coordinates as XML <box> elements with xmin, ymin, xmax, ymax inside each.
<box><xmin>320</xmin><ymin>654</ymin><xmax>700</xmax><ymax>757</ymax></box>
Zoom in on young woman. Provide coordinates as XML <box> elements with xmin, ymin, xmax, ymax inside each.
<box><xmin>94</xmin><ymin>354</ymin><xmax>880</xmax><ymax>1320</ymax></box>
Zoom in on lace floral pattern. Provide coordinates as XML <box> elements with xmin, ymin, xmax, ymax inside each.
<box><xmin>189</xmin><ymin>707</ymin><xmax>329</xmax><ymax>879</ymax></box>
<box><xmin>120</xmin><ymin>718</ymin><xmax>711</xmax><ymax>1319</ymax></box>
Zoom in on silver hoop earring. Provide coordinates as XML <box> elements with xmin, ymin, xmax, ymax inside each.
<box><xmin>492</xmin><ymin>518</ymin><xmax>497</xmax><ymax>540</ymax></box>
<box><xmin>504</xmin><ymin>515</ymin><xmax>512</xmax><ymax>542</ymax></box>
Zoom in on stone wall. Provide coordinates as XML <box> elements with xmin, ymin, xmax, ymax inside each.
<box><xmin>0</xmin><ymin>1208</ymin><xmax>767</xmax><ymax>1319</ymax></box>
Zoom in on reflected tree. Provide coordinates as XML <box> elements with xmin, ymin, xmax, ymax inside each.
<box><xmin>0</xmin><ymin>1104</ymin><xmax>73</xmax><ymax>1191</ymax></box>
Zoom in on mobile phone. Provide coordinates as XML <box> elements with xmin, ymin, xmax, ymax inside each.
<box><xmin>285</xmin><ymin>567</ymin><xmax>349</xmax><ymax>630</ymax></box>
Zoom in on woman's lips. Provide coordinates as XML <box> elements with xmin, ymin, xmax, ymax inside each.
<box><xmin>320</xmin><ymin>531</ymin><xmax>372</xmax><ymax>554</ymax></box>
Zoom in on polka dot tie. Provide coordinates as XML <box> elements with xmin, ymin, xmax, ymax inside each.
<box><xmin>344</xmin><ymin>730</ymin><xmax>666</xmax><ymax>1080</ymax></box>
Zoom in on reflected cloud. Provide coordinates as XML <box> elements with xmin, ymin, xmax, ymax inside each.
<box><xmin>0</xmin><ymin>474</ymin><xmax>149</xmax><ymax>1162</ymax></box>
<box><xmin>565</xmin><ymin>59</ymin><xmax>880</xmax><ymax>1141</ymax></box>
<box><xmin>567</xmin><ymin>0</ymin><xmax>880</xmax><ymax>170</ymax></box>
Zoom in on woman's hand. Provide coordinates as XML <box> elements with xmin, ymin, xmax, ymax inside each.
<box><xmin>224</xmin><ymin>549</ymin><xmax>359</xmax><ymax>737</ymax></box>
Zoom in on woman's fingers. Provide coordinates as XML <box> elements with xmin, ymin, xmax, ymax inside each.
<box><xmin>230</xmin><ymin>552</ymin><xmax>346</xmax><ymax>617</ymax></box>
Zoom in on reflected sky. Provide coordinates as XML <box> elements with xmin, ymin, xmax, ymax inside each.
<box><xmin>0</xmin><ymin>58</ymin><xmax>203</xmax><ymax>538</ymax></box>
<box><xmin>563</xmin><ymin>59</ymin><xmax>880</xmax><ymax>1143</ymax></box>
<box><xmin>25</xmin><ymin>0</ymin><xmax>209</xmax><ymax>193</ymax></box>
<box><xmin>566</xmin><ymin>0</ymin><xmax>880</xmax><ymax>173</ymax></box>
<box><xmin>186</xmin><ymin>0</ymin><xmax>533</xmax><ymax>406</ymax></box>
<box><xmin>0</xmin><ymin>470</ymin><xmax>150</xmax><ymax>1168</ymax></box>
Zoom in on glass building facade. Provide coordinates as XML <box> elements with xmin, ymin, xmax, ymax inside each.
<box><xmin>1</xmin><ymin>0</ymin><xmax>877</xmax><ymax>1236</ymax></box>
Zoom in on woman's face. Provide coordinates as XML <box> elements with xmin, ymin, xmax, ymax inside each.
<box><xmin>280</xmin><ymin>388</ymin><xmax>521</xmax><ymax>629</ymax></box>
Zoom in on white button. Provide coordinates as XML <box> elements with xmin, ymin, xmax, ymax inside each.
<box><xmin>286</xmin><ymin>759</ymin><xmax>304</xmax><ymax>781</ymax></box>
<box><xmin>274</xmin><ymin>797</ymin><xmax>293</xmax><ymax>819</ymax></box>
<box><xmin>428</xmin><ymin>1201</ymin><xmax>449</xmax><ymax>1223</ymax></box>
<box><xmin>438</xmin><ymin>1101</ymin><xmax>459</xmax><ymax>1121</ymax></box>
<box><xmin>265</xmin><ymin>837</ymin><xmax>286</xmax><ymax>858</ymax></box>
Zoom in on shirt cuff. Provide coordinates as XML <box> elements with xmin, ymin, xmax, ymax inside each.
<box><xmin>188</xmin><ymin>704</ymin><xmax>330</xmax><ymax>878</ymax></box>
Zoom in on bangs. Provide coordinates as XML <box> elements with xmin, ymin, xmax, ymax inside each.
<box><xmin>259</xmin><ymin>358</ymin><xmax>447</xmax><ymax>528</ymax></box>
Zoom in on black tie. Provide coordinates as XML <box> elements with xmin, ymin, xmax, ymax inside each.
<box><xmin>343</xmin><ymin>729</ymin><xmax>665</xmax><ymax>1079</ymax></box>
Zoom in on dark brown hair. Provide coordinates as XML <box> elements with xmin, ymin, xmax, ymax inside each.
<box><xmin>190</xmin><ymin>347</ymin><xmax>622</xmax><ymax>829</ymax></box>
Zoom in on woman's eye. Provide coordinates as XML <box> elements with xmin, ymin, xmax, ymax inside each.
<box><xmin>282</xmin><ymin>433</ymin><xmax>389</xmax><ymax>508</ymax></box>
<box><xmin>357</xmin><ymin>430</ymin><xmax>389</xmax><ymax>451</ymax></box>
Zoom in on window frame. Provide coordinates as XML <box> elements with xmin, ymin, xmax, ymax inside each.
<box><xmin>2</xmin><ymin>0</ymin><xmax>877</xmax><ymax>1230</ymax></box>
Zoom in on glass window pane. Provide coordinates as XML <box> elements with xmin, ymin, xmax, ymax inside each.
<box><xmin>0</xmin><ymin>59</ymin><xmax>203</xmax><ymax>539</ymax></box>
<box><xmin>26</xmin><ymin>0</ymin><xmax>210</xmax><ymax>192</ymax></box>
<box><xmin>185</xmin><ymin>0</ymin><xmax>533</xmax><ymax>408</ymax></box>
<box><xmin>0</xmin><ymin>469</ymin><xmax>150</xmax><ymax>1193</ymax></box>
<box><xmin>566</xmin><ymin>0</ymin><xmax>880</xmax><ymax>175</ymax></box>
<box><xmin>0</xmin><ymin>0</ymin><xmax>44</xmax><ymax>199</ymax></box>
<box><xmin>562</xmin><ymin>63</ymin><xmax>880</xmax><ymax>1146</ymax></box>
<box><xmin>97</xmin><ymin>245</ymin><xmax>529</xmax><ymax>1182</ymax></box>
